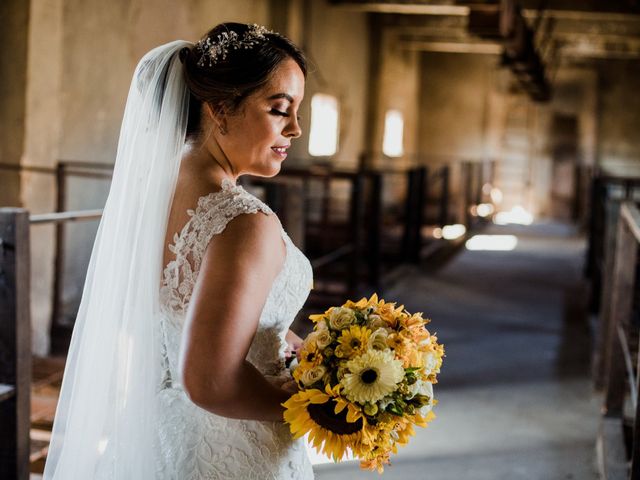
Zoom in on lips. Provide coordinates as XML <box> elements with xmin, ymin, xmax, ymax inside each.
<box><xmin>271</xmin><ymin>145</ymin><xmax>290</xmax><ymax>156</ymax></box>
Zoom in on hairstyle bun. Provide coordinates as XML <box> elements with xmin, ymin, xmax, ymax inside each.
<box><xmin>178</xmin><ymin>46</ymin><xmax>191</xmax><ymax>64</ymax></box>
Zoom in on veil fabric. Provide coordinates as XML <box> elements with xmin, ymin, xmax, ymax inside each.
<box><xmin>43</xmin><ymin>40</ymin><xmax>192</xmax><ymax>479</ymax></box>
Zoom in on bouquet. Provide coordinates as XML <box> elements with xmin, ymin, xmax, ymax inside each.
<box><xmin>282</xmin><ymin>294</ymin><xmax>444</xmax><ymax>473</ymax></box>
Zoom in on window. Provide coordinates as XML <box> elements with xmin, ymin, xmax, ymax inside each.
<box><xmin>383</xmin><ymin>109</ymin><xmax>404</xmax><ymax>157</ymax></box>
<box><xmin>308</xmin><ymin>93</ymin><xmax>339</xmax><ymax>157</ymax></box>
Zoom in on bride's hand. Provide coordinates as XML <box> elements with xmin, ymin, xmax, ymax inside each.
<box><xmin>285</xmin><ymin>329</ymin><xmax>303</xmax><ymax>362</ymax></box>
<box><xmin>280</xmin><ymin>379</ymin><xmax>299</xmax><ymax>395</ymax></box>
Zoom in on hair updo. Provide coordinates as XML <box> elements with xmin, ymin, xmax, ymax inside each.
<box><xmin>179</xmin><ymin>22</ymin><xmax>307</xmax><ymax>139</ymax></box>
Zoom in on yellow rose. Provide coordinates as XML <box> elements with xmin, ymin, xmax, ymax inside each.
<box><xmin>368</xmin><ymin>327</ymin><xmax>389</xmax><ymax>351</ymax></box>
<box><xmin>316</xmin><ymin>330</ymin><xmax>333</xmax><ymax>349</ymax></box>
<box><xmin>367</xmin><ymin>314</ymin><xmax>386</xmax><ymax>329</ymax></box>
<box><xmin>301</xmin><ymin>365</ymin><xmax>327</xmax><ymax>386</ymax></box>
<box><xmin>328</xmin><ymin>307</ymin><xmax>356</xmax><ymax>330</ymax></box>
<box><xmin>316</xmin><ymin>319</ymin><xmax>329</xmax><ymax>331</ymax></box>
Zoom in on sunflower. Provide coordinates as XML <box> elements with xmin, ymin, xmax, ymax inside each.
<box><xmin>340</xmin><ymin>349</ymin><xmax>404</xmax><ymax>404</ymax></box>
<box><xmin>336</xmin><ymin>325</ymin><xmax>371</xmax><ymax>358</ymax></box>
<box><xmin>282</xmin><ymin>385</ymin><xmax>364</xmax><ymax>462</ymax></box>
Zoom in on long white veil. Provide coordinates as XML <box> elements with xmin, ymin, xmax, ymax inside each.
<box><xmin>43</xmin><ymin>40</ymin><xmax>192</xmax><ymax>479</ymax></box>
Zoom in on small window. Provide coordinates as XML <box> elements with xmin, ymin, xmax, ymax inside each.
<box><xmin>308</xmin><ymin>94</ymin><xmax>339</xmax><ymax>157</ymax></box>
<box><xmin>383</xmin><ymin>109</ymin><xmax>404</xmax><ymax>157</ymax></box>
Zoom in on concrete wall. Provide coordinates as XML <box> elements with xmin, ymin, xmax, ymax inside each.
<box><xmin>417</xmin><ymin>52</ymin><xmax>496</xmax><ymax>220</ymax></box>
<box><xmin>598</xmin><ymin>59</ymin><xmax>640</xmax><ymax>170</ymax></box>
<box><xmin>0</xmin><ymin>0</ymin><xmax>29</xmax><ymax>207</ymax></box>
<box><xmin>367</xmin><ymin>20</ymin><xmax>421</xmax><ymax>169</ymax></box>
<box><xmin>419</xmin><ymin>52</ymin><xmax>496</xmax><ymax>163</ymax></box>
<box><xmin>286</xmin><ymin>1</ymin><xmax>370</xmax><ymax>169</ymax></box>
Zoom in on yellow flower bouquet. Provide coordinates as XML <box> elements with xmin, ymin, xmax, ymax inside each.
<box><xmin>282</xmin><ymin>294</ymin><xmax>444</xmax><ymax>473</ymax></box>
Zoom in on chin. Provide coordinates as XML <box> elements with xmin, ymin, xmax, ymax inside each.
<box><xmin>261</xmin><ymin>162</ymin><xmax>283</xmax><ymax>178</ymax></box>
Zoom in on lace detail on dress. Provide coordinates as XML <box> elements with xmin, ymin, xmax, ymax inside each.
<box><xmin>160</xmin><ymin>178</ymin><xmax>274</xmax><ymax>314</ymax></box>
<box><xmin>154</xmin><ymin>178</ymin><xmax>315</xmax><ymax>479</ymax></box>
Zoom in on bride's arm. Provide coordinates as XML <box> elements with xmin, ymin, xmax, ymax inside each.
<box><xmin>178</xmin><ymin>211</ymin><xmax>290</xmax><ymax>422</ymax></box>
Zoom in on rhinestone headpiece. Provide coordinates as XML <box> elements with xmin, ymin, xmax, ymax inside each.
<box><xmin>195</xmin><ymin>24</ymin><xmax>275</xmax><ymax>67</ymax></box>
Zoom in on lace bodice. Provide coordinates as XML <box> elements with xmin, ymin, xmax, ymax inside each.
<box><xmin>154</xmin><ymin>178</ymin><xmax>315</xmax><ymax>479</ymax></box>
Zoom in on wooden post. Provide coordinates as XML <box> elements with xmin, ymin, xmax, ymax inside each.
<box><xmin>412</xmin><ymin>167</ymin><xmax>427</xmax><ymax>263</ymax></box>
<box><xmin>594</xmin><ymin>200</ymin><xmax>621</xmax><ymax>389</ymax></box>
<box><xmin>348</xmin><ymin>174</ymin><xmax>363</xmax><ymax>295</ymax></box>
<box><xmin>0</xmin><ymin>208</ymin><xmax>31</xmax><ymax>480</ymax></box>
<box><xmin>50</xmin><ymin>162</ymin><xmax>66</xmax><ymax>353</ymax></box>
<box><xmin>439</xmin><ymin>166</ymin><xmax>450</xmax><ymax>227</ymax></box>
<box><xmin>367</xmin><ymin>172</ymin><xmax>382</xmax><ymax>291</ymax></box>
<box><xmin>402</xmin><ymin>168</ymin><xmax>416</xmax><ymax>262</ymax></box>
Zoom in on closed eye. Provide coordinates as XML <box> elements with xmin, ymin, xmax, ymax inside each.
<box><xmin>270</xmin><ymin>108</ymin><xmax>289</xmax><ymax>117</ymax></box>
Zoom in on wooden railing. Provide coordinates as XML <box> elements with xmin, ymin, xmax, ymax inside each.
<box><xmin>0</xmin><ymin>161</ymin><xmax>113</xmax><ymax>354</ymax></box>
<box><xmin>598</xmin><ymin>201</ymin><xmax>640</xmax><ymax>480</ymax></box>
<box><xmin>587</xmin><ymin>171</ymin><xmax>640</xmax><ymax>389</ymax></box>
<box><xmin>0</xmin><ymin>208</ymin><xmax>104</xmax><ymax>479</ymax></box>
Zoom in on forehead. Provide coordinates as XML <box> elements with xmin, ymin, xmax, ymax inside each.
<box><xmin>260</xmin><ymin>58</ymin><xmax>305</xmax><ymax>102</ymax></box>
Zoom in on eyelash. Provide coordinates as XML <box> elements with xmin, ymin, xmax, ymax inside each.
<box><xmin>270</xmin><ymin>108</ymin><xmax>302</xmax><ymax>121</ymax></box>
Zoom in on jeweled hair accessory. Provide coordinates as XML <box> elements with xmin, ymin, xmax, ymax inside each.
<box><xmin>195</xmin><ymin>24</ymin><xmax>275</xmax><ymax>67</ymax></box>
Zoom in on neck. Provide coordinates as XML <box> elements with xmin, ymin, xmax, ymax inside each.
<box><xmin>182</xmin><ymin>134</ymin><xmax>239</xmax><ymax>187</ymax></box>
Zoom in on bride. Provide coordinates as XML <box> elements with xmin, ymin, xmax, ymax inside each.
<box><xmin>43</xmin><ymin>23</ymin><xmax>314</xmax><ymax>479</ymax></box>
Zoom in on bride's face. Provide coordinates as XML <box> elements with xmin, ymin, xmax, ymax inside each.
<box><xmin>217</xmin><ymin>57</ymin><xmax>305</xmax><ymax>177</ymax></box>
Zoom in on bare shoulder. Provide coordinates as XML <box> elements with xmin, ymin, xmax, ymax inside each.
<box><xmin>201</xmin><ymin>207</ymin><xmax>285</xmax><ymax>280</ymax></box>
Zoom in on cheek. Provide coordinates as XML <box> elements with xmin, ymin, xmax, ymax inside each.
<box><xmin>246</xmin><ymin>119</ymin><xmax>280</xmax><ymax>150</ymax></box>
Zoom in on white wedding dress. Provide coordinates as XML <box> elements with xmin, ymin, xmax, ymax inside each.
<box><xmin>152</xmin><ymin>178</ymin><xmax>315</xmax><ymax>479</ymax></box>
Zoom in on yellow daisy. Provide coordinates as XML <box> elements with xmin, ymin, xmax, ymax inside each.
<box><xmin>340</xmin><ymin>349</ymin><xmax>404</xmax><ymax>404</ymax></box>
<box><xmin>336</xmin><ymin>325</ymin><xmax>371</xmax><ymax>358</ymax></box>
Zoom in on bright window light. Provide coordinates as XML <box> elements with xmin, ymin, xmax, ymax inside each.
<box><xmin>442</xmin><ymin>224</ymin><xmax>466</xmax><ymax>240</ymax></box>
<box><xmin>308</xmin><ymin>94</ymin><xmax>339</xmax><ymax>156</ymax></box>
<box><xmin>493</xmin><ymin>205</ymin><xmax>534</xmax><ymax>225</ymax></box>
<box><xmin>383</xmin><ymin>109</ymin><xmax>404</xmax><ymax>157</ymax></box>
<box><xmin>465</xmin><ymin>235</ymin><xmax>518</xmax><ymax>251</ymax></box>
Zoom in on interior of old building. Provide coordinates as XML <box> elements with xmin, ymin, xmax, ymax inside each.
<box><xmin>2</xmin><ymin>0</ymin><xmax>640</xmax><ymax>478</ymax></box>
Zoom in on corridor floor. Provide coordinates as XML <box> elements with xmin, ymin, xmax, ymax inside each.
<box><xmin>312</xmin><ymin>221</ymin><xmax>600</xmax><ymax>480</ymax></box>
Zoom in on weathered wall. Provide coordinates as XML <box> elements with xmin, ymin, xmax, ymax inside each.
<box><xmin>368</xmin><ymin>21</ymin><xmax>421</xmax><ymax>169</ymax></box>
<box><xmin>286</xmin><ymin>0</ymin><xmax>370</xmax><ymax>168</ymax></box>
<box><xmin>22</xmin><ymin>0</ymin><xmax>63</xmax><ymax>355</ymax></box>
<box><xmin>419</xmin><ymin>52</ymin><xmax>496</xmax><ymax>162</ymax></box>
<box><xmin>0</xmin><ymin>0</ymin><xmax>29</xmax><ymax>207</ymax></box>
<box><xmin>418</xmin><ymin>52</ymin><xmax>496</xmax><ymax>220</ymax></box>
<box><xmin>598</xmin><ymin>59</ymin><xmax>640</xmax><ymax>171</ymax></box>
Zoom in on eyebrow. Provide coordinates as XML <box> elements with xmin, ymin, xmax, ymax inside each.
<box><xmin>267</xmin><ymin>93</ymin><xmax>294</xmax><ymax>103</ymax></box>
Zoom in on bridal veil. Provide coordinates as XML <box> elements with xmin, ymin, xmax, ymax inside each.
<box><xmin>44</xmin><ymin>40</ymin><xmax>191</xmax><ymax>479</ymax></box>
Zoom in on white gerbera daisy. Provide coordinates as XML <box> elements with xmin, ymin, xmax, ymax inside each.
<box><xmin>340</xmin><ymin>350</ymin><xmax>404</xmax><ymax>404</ymax></box>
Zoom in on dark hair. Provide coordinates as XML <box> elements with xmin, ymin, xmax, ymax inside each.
<box><xmin>179</xmin><ymin>22</ymin><xmax>307</xmax><ymax>139</ymax></box>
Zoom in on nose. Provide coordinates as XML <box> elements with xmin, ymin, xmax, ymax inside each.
<box><xmin>284</xmin><ymin>115</ymin><xmax>302</xmax><ymax>139</ymax></box>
